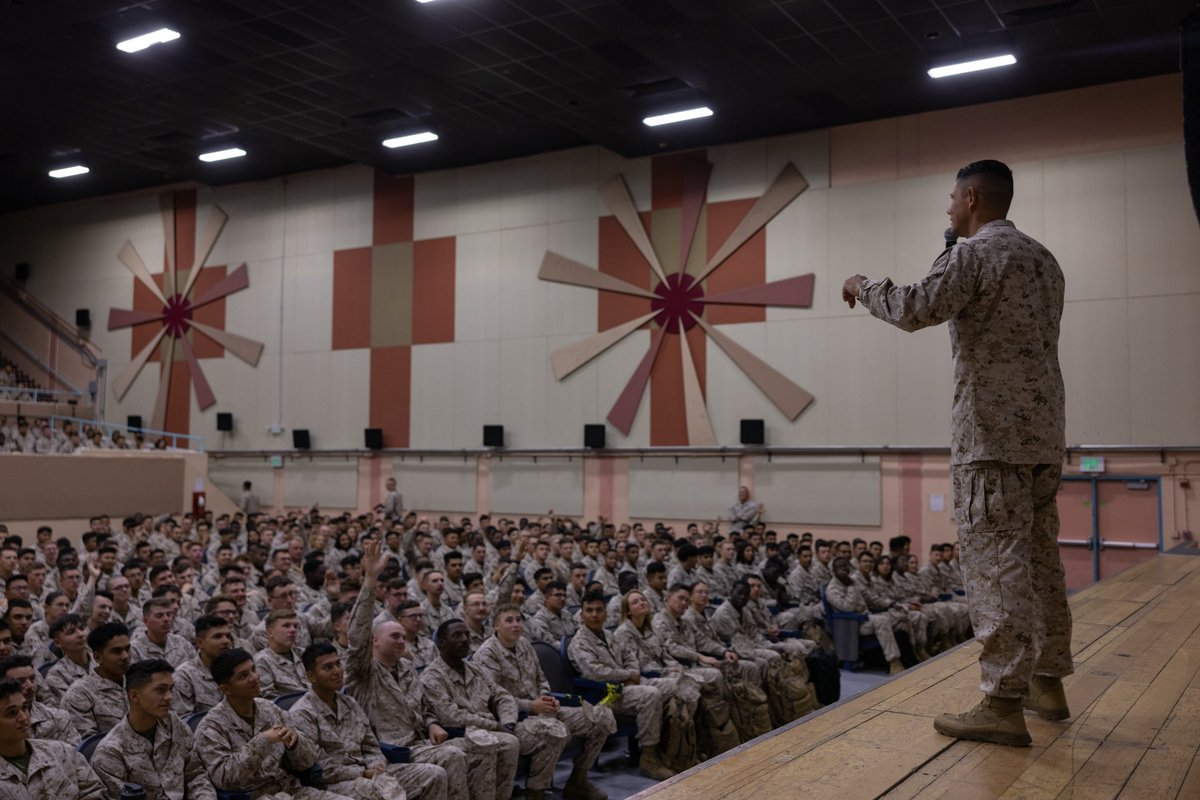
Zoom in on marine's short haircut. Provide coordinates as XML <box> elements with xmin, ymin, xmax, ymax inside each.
<box><xmin>0</xmin><ymin>655</ymin><xmax>33</xmax><ymax>677</ymax></box>
<box><xmin>49</xmin><ymin>613</ymin><xmax>85</xmax><ymax>639</ymax></box>
<box><xmin>211</xmin><ymin>648</ymin><xmax>254</xmax><ymax>685</ymax></box>
<box><xmin>544</xmin><ymin>580</ymin><xmax>567</xmax><ymax>594</ymax></box>
<box><xmin>265</xmin><ymin>608</ymin><xmax>298</xmax><ymax>629</ymax></box>
<box><xmin>126</xmin><ymin>658</ymin><xmax>174</xmax><ymax>692</ymax></box>
<box><xmin>434</xmin><ymin>618</ymin><xmax>464</xmax><ymax>642</ymax></box>
<box><xmin>302</xmin><ymin>639</ymin><xmax>339</xmax><ymax>673</ymax></box>
<box><xmin>0</xmin><ymin>678</ymin><xmax>22</xmax><ymax>704</ymax></box>
<box><xmin>194</xmin><ymin>614</ymin><xmax>230</xmax><ymax>638</ymax></box>
<box><xmin>955</xmin><ymin>159</ymin><xmax>1014</xmax><ymax>211</ymax></box>
<box><xmin>88</xmin><ymin>621</ymin><xmax>130</xmax><ymax>653</ymax></box>
<box><xmin>645</xmin><ymin>561</ymin><xmax>666</xmax><ymax>577</ymax></box>
<box><xmin>667</xmin><ymin>583</ymin><xmax>692</xmax><ymax>596</ymax></box>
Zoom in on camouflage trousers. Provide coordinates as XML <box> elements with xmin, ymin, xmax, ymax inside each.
<box><xmin>513</xmin><ymin>714</ymin><xmax>570</xmax><ymax>790</ymax></box>
<box><xmin>614</xmin><ymin>682</ymin><xmax>665</xmax><ymax>747</ymax></box>
<box><xmin>952</xmin><ymin>462</ymin><xmax>1074</xmax><ymax>699</ymax></box>
<box><xmin>559</xmin><ymin>702</ymin><xmax>617</xmax><ymax>770</ymax></box>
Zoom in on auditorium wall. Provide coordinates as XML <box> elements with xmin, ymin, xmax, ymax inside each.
<box><xmin>0</xmin><ymin>74</ymin><xmax>1197</xmax><ymax>537</ymax></box>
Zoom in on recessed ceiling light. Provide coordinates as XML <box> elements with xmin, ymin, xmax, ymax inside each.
<box><xmin>642</xmin><ymin>106</ymin><xmax>714</xmax><ymax>127</ymax></box>
<box><xmin>116</xmin><ymin>28</ymin><xmax>181</xmax><ymax>54</ymax></box>
<box><xmin>928</xmin><ymin>54</ymin><xmax>1017</xmax><ymax>79</ymax></box>
<box><xmin>382</xmin><ymin>132</ymin><xmax>439</xmax><ymax>148</ymax></box>
<box><xmin>198</xmin><ymin>147</ymin><xmax>247</xmax><ymax>163</ymax></box>
<box><xmin>48</xmin><ymin>165</ymin><xmax>89</xmax><ymax>179</ymax></box>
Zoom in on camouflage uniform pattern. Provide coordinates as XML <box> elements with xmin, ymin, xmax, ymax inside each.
<box><xmin>29</xmin><ymin>700</ymin><xmax>79</xmax><ymax>744</ymax></box>
<box><xmin>852</xmin><ymin>572</ymin><xmax>923</xmax><ymax>650</ymax></box>
<box><xmin>172</xmin><ymin>656</ymin><xmax>224</xmax><ymax>716</ymax></box>
<box><xmin>858</xmin><ymin>220</ymin><xmax>1065</xmax><ymax>467</ymax></box>
<box><xmin>474</xmin><ymin>634</ymin><xmax>615</xmax><ymax>778</ymax></box>
<box><xmin>290</xmin><ymin>688</ymin><xmax>448</xmax><ymax>800</ymax></box>
<box><xmin>61</xmin><ymin>670</ymin><xmax>129</xmax><ymax>737</ymax></box>
<box><xmin>613</xmin><ymin>618</ymin><xmax>708</xmax><ymax>710</ymax></box>
<box><xmin>130</xmin><ymin>628</ymin><xmax>195</xmax><ymax>666</ymax></box>
<box><xmin>952</xmin><ymin>462</ymin><xmax>1073</xmax><ymax>697</ymax></box>
<box><xmin>0</xmin><ymin>738</ymin><xmax>105</xmax><ymax>799</ymax></box>
<box><xmin>254</xmin><ymin>645</ymin><xmax>310</xmax><ymax>698</ymax></box>
<box><xmin>682</xmin><ymin>606</ymin><xmax>762</xmax><ymax>685</ymax></box>
<box><xmin>419</xmin><ymin>656</ymin><xmax>521</xmax><ymax>800</ymax></box>
<box><xmin>859</xmin><ymin>218</ymin><xmax>1071</xmax><ymax>698</ymax></box>
<box><xmin>823</xmin><ymin>579</ymin><xmax>902</xmax><ymax>662</ymax></box>
<box><xmin>92</xmin><ymin>713</ymin><xmax>217</xmax><ymax>800</ymax></box>
<box><xmin>524</xmin><ymin>607</ymin><xmax>578</xmax><ymax>645</ymax></box>
<box><xmin>42</xmin><ymin>653</ymin><xmax>90</xmax><ymax>705</ymax></box>
<box><xmin>568</xmin><ymin>625</ymin><xmax>664</xmax><ymax>747</ymax></box>
<box><xmin>344</xmin><ymin>583</ymin><xmax>470</xmax><ymax>800</ymax></box>
<box><xmin>195</xmin><ymin>696</ymin><xmax>354</xmax><ymax>799</ymax></box>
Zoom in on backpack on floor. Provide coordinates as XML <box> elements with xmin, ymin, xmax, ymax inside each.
<box><xmin>765</xmin><ymin>656</ymin><xmax>817</xmax><ymax>727</ymax></box>
<box><xmin>657</xmin><ymin>695</ymin><xmax>701</xmax><ymax>774</ymax></box>
<box><xmin>805</xmin><ymin>649</ymin><xmax>842</xmax><ymax>707</ymax></box>
<box><xmin>724</xmin><ymin>663</ymin><xmax>773</xmax><ymax>742</ymax></box>
<box><xmin>695</xmin><ymin>680</ymin><xmax>741</xmax><ymax>759</ymax></box>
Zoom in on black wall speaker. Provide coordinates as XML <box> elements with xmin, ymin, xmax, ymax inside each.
<box><xmin>483</xmin><ymin>425</ymin><xmax>504</xmax><ymax>448</ymax></box>
<box><xmin>75</xmin><ymin>309</ymin><xmax>90</xmax><ymax>327</ymax></box>
<box><xmin>365</xmin><ymin>428</ymin><xmax>383</xmax><ymax>450</ymax></box>
<box><xmin>584</xmin><ymin>424</ymin><xmax>606</xmax><ymax>449</ymax></box>
<box><xmin>216</xmin><ymin>413</ymin><xmax>233</xmax><ymax>432</ymax></box>
<box><xmin>293</xmin><ymin>429</ymin><xmax>311</xmax><ymax>449</ymax></box>
<box><xmin>127</xmin><ymin>415</ymin><xmax>143</xmax><ymax>430</ymax></box>
<box><xmin>740</xmin><ymin>419</ymin><xmax>765</xmax><ymax>445</ymax></box>
<box><xmin>1184</xmin><ymin>8</ymin><xmax>1200</xmax><ymax>226</ymax></box>
<box><xmin>14</xmin><ymin>263</ymin><xmax>29</xmax><ymax>282</ymax></box>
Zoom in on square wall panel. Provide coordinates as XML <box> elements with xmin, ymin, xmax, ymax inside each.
<box><xmin>545</xmin><ymin>147</ymin><xmax>607</xmax><ymax>224</ymax></box>
<box><xmin>283</xmin><ymin>459</ymin><xmax>359</xmax><ymax>509</ymax></box>
<box><xmin>413</xmin><ymin>168</ymin><xmax>458</xmax><ymax>241</ymax></box>
<box><xmin>1126</xmin><ymin>144</ymin><xmax>1200</xmax><ymax>297</ymax></box>
<box><xmin>1060</xmin><ymin>298</ymin><xmax>1130</xmax><ymax>444</ymax></box>
<box><xmin>544</xmin><ymin>218</ymin><xmax>600</xmax><ymax>338</ymax></box>
<box><xmin>498</xmin><ymin>337</ymin><xmax>549</xmax><ymax>448</ymax></box>
<box><xmin>205</xmin><ymin>180</ymin><xmax>287</xmax><ymax>267</ymax></box>
<box><xmin>1128</xmin><ymin>294</ymin><xmax>1200</xmax><ymax>443</ymax></box>
<box><xmin>456</xmin><ymin>160</ymin><xmax>506</xmax><ymax>235</ymax></box>
<box><xmin>707</xmin><ymin>138</ymin><xmax>768</xmax><ymax>204</ymax></box>
<box><xmin>1043</xmin><ymin>152</ymin><xmax>1127</xmax><ymax>302</ymax></box>
<box><xmin>499</xmin><ymin>153</ymin><xmax>550</xmax><ymax>230</ymax></box>
<box><xmin>763</xmin><ymin>317</ymin><xmax>832</xmax><ymax>446</ymax></box>
<box><xmin>823</xmin><ymin>314</ymin><xmax>898</xmax><ymax>445</ymax></box>
<box><xmin>491</xmin><ymin>457</ymin><xmax>583</xmax><ymax>516</ymax></box>
<box><xmin>894</xmin><ymin>323</ymin><xmax>953</xmax><ymax>446</ymax></box>
<box><xmin>208</xmin><ymin>458</ymin><xmax>278</xmax><ymax>506</ymax></box>
<box><xmin>629</xmin><ymin>457</ymin><xmax>739</xmax><ymax>520</ymax></box>
<box><xmin>755</xmin><ymin>456</ymin><xmax>882</xmax><ymax>526</ymax></box>
<box><xmin>766</xmin><ymin>129</ymin><xmax>830</xmax><ymax>190</ymax></box>
<box><xmin>828</xmin><ymin>180</ymin><xmax>898</xmax><ymax>318</ymax></box>
<box><xmin>280</xmin><ymin>251</ymin><xmax>333</xmax><ymax>354</ymax></box>
<box><xmin>224</xmin><ymin>257</ymin><xmax>282</xmax><ymax>357</ymax></box>
<box><xmin>498</xmin><ymin>225</ymin><xmax>551</xmax><ymax>340</ymax></box>
<box><xmin>451</xmin><ymin>339</ymin><xmax>502</xmax><ymax>448</ymax></box>
<box><xmin>283</xmin><ymin>168</ymin><xmax>339</xmax><ymax>256</ymax></box>
<box><xmin>394</xmin><ymin>458</ymin><xmax>477</xmax><ymax>514</ymax></box>
<box><xmin>454</xmin><ymin>231</ymin><xmax>504</xmax><ymax>342</ymax></box>
<box><xmin>410</xmin><ymin>342</ymin><xmax>456</xmax><ymax>449</ymax></box>
<box><xmin>332</xmin><ymin>164</ymin><xmax>375</xmax><ymax>251</ymax></box>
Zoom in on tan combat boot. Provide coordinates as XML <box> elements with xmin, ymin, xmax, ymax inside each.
<box><xmin>888</xmin><ymin>659</ymin><xmax>904</xmax><ymax>675</ymax></box>
<box><xmin>526</xmin><ymin>790</ymin><xmax>546</xmax><ymax>800</ymax></box>
<box><xmin>934</xmin><ymin>695</ymin><xmax>1031</xmax><ymax>747</ymax></box>
<box><xmin>1023</xmin><ymin>675</ymin><xmax>1070</xmax><ymax>721</ymax></box>
<box><xmin>638</xmin><ymin>750</ymin><xmax>676</xmax><ymax>781</ymax></box>
<box><xmin>563</xmin><ymin>767</ymin><xmax>608</xmax><ymax>800</ymax></box>
<box><xmin>915</xmin><ymin>645</ymin><xmax>932</xmax><ymax>661</ymax></box>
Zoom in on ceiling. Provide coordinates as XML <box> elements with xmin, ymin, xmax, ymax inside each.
<box><xmin>0</xmin><ymin>0</ymin><xmax>1192</xmax><ymax>213</ymax></box>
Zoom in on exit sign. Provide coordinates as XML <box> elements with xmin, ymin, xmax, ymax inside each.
<box><xmin>1080</xmin><ymin>455</ymin><xmax>1105</xmax><ymax>474</ymax></box>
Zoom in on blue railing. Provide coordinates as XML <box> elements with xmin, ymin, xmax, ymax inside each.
<box><xmin>49</xmin><ymin>415</ymin><xmax>205</xmax><ymax>452</ymax></box>
<box><xmin>0</xmin><ymin>387</ymin><xmax>88</xmax><ymax>403</ymax></box>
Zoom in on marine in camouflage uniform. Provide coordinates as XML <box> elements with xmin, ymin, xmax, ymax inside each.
<box><xmin>0</xmin><ymin>737</ymin><xmax>105</xmax><ymax>799</ymax></box>
<box><xmin>419</xmin><ymin>632</ymin><xmax>521</xmax><ymax>800</ymax></box>
<box><xmin>173</xmin><ymin>655</ymin><xmax>224</xmax><ymax>715</ymax></box>
<box><xmin>61</xmin><ymin>668</ymin><xmax>129</xmax><ymax>737</ymax></box>
<box><xmin>474</xmin><ymin>628</ymin><xmax>615</xmax><ymax>795</ymax></box>
<box><xmin>92</xmin><ymin>713</ymin><xmax>217</xmax><ymax>800</ymax></box>
<box><xmin>847</xmin><ymin>159</ymin><xmax>1072</xmax><ymax>744</ymax></box>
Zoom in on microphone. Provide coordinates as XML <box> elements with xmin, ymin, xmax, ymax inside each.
<box><xmin>943</xmin><ymin>227</ymin><xmax>957</xmax><ymax>249</ymax></box>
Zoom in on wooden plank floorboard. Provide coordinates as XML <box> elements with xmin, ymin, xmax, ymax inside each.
<box><xmin>631</xmin><ymin>555</ymin><xmax>1200</xmax><ymax>800</ymax></box>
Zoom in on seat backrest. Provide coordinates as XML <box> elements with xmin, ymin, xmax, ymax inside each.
<box><xmin>78</xmin><ymin>732</ymin><xmax>106</xmax><ymax>760</ymax></box>
<box><xmin>819</xmin><ymin>583</ymin><xmax>832</xmax><ymax>618</ymax></box>
<box><xmin>185</xmin><ymin>711</ymin><xmax>207</xmax><ymax>731</ymax></box>
<box><xmin>533</xmin><ymin>641</ymin><xmax>571</xmax><ymax>694</ymax></box>
<box><xmin>558</xmin><ymin>634</ymin><xmax>577</xmax><ymax>678</ymax></box>
<box><xmin>274</xmin><ymin>691</ymin><xmax>306</xmax><ymax>710</ymax></box>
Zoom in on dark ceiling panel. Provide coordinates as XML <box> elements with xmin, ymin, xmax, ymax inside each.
<box><xmin>0</xmin><ymin>0</ymin><xmax>1190</xmax><ymax>212</ymax></box>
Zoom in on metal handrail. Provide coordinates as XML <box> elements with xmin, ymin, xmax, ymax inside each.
<box><xmin>0</xmin><ymin>387</ymin><xmax>87</xmax><ymax>402</ymax></box>
<box><xmin>49</xmin><ymin>415</ymin><xmax>205</xmax><ymax>452</ymax></box>
<box><xmin>207</xmin><ymin>443</ymin><xmax>1200</xmax><ymax>460</ymax></box>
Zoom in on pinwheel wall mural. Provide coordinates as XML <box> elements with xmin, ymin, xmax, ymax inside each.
<box><xmin>539</xmin><ymin>157</ymin><xmax>816</xmax><ymax>445</ymax></box>
<box><xmin>107</xmin><ymin>190</ymin><xmax>264</xmax><ymax>432</ymax></box>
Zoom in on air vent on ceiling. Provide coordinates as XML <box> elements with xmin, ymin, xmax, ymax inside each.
<box><xmin>622</xmin><ymin>76</ymin><xmax>690</xmax><ymax>98</ymax></box>
<box><xmin>592</xmin><ymin>40</ymin><xmax>655</xmax><ymax>71</ymax></box>
<box><xmin>997</xmin><ymin>0</ymin><xmax>1086</xmax><ymax>26</ymax></box>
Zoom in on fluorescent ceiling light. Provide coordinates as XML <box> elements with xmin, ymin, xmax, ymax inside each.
<box><xmin>415</xmin><ymin>0</ymin><xmax>440</xmax><ymax>3</ymax></box>
<box><xmin>642</xmin><ymin>106</ymin><xmax>713</xmax><ymax>127</ymax></box>
<box><xmin>48</xmin><ymin>165</ymin><xmax>89</xmax><ymax>179</ymax></box>
<box><xmin>116</xmin><ymin>28</ymin><xmax>181</xmax><ymax>53</ymax></box>
<box><xmin>198</xmin><ymin>147</ymin><xmax>246</xmax><ymax>162</ymax></box>
<box><xmin>382</xmin><ymin>132</ymin><xmax>439</xmax><ymax>148</ymax></box>
<box><xmin>928</xmin><ymin>54</ymin><xmax>1016</xmax><ymax>79</ymax></box>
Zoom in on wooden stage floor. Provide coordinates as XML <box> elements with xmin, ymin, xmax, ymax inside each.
<box><xmin>632</xmin><ymin>554</ymin><xmax>1200</xmax><ymax>800</ymax></box>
